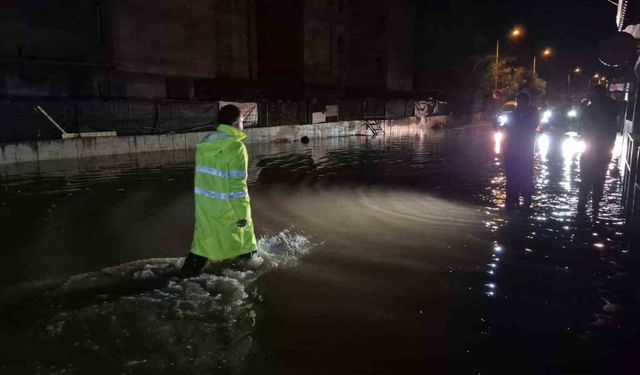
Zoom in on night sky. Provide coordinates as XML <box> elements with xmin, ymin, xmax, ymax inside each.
<box><xmin>417</xmin><ymin>0</ymin><xmax>621</xmax><ymax>94</ymax></box>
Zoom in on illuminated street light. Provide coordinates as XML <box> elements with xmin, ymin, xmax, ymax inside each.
<box><xmin>594</xmin><ymin>73</ymin><xmax>600</xmax><ymax>79</ymax></box>
<box><xmin>533</xmin><ymin>48</ymin><xmax>553</xmax><ymax>78</ymax></box>
<box><xmin>568</xmin><ymin>67</ymin><xmax>581</xmax><ymax>97</ymax></box>
<box><xmin>510</xmin><ymin>27</ymin><xmax>523</xmax><ymax>38</ymax></box>
<box><xmin>495</xmin><ymin>26</ymin><xmax>524</xmax><ymax>92</ymax></box>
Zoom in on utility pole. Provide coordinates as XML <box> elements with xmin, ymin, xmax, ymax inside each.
<box><xmin>495</xmin><ymin>39</ymin><xmax>499</xmax><ymax>91</ymax></box>
<box><xmin>532</xmin><ymin>56</ymin><xmax>536</xmax><ymax>78</ymax></box>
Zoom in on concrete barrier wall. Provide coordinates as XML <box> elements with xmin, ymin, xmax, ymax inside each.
<box><xmin>0</xmin><ymin>100</ymin><xmax>219</xmax><ymax>142</ymax></box>
<box><xmin>0</xmin><ymin>115</ymin><xmax>449</xmax><ymax>165</ymax></box>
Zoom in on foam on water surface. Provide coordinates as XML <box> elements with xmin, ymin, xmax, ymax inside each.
<box><xmin>0</xmin><ymin>229</ymin><xmax>313</xmax><ymax>375</ymax></box>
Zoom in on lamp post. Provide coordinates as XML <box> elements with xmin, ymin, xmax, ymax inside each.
<box><xmin>495</xmin><ymin>27</ymin><xmax>523</xmax><ymax>91</ymax></box>
<box><xmin>533</xmin><ymin>48</ymin><xmax>552</xmax><ymax>78</ymax></box>
<box><xmin>568</xmin><ymin>67</ymin><xmax>581</xmax><ymax>97</ymax></box>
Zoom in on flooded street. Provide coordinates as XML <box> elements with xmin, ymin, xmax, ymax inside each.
<box><xmin>1</xmin><ymin>123</ymin><xmax>638</xmax><ymax>374</ymax></box>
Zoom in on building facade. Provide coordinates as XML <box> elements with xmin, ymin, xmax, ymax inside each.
<box><xmin>615</xmin><ymin>0</ymin><xmax>640</xmax><ymax>245</ymax></box>
<box><xmin>0</xmin><ymin>0</ymin><xmax>415</xmax><ymax>101</ymax></box>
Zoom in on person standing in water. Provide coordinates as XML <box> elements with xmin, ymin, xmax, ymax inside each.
<box><xmin>180</xmin><ymin>105</ymin><xmax>257</xmax><ymax>277</ymax></box>
<box><xmin>502</xmin><ymin>91</ymin><xmax>540</xmax><ymax>209</ymax></box>
<box><xmin>577</xmin><ymin>85</ymin><xmax>619</xmax><ymax>218</ymax></box>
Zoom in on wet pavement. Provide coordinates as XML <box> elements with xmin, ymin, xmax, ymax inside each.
<box><xmin>1</xmin><ymin>123</ymin><xmax>639</xmax><ymax>374</ymax></box>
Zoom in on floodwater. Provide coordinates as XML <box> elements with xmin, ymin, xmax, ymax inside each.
<box><xmin>1</xmin><ymin>123</ymin><xmax>638</xmax><ymax>374</ymax></box>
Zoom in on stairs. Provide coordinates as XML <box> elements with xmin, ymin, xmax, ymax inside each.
<box><xmin>365</xmin><ymin>120</ymin><xmax>384</xmax><ymax>136</ymax></box>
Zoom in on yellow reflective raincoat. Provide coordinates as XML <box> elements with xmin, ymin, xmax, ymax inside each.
<box><xmin>190</xmin><ymin>124</ymin><xmax>257</xmax><ymax>261</ymax></box>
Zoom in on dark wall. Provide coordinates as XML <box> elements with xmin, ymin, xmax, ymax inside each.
<box><xmin>343</xmin><ymin>0</ymin><xmax>388</xmax><ymax>91</ymax></box>
<box><xmin>0</xmin><ymin>0</ymin><xmax>108</xmax><ymax>98</ymax></box>
<box><xmin>256</xmin><ymin>0</ymin><xmax>304</xmax><ymax>85</ymax></box>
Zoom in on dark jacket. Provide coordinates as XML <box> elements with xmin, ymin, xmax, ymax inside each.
<box><xmin>580</xmin><ymin>95</ymin><xmax>618</xmax><ymax>145</ymax></box>
<box><xmin>504</xmin><ymin>105</ymin><xmax>539</xmax><ymax>162</ymax></box>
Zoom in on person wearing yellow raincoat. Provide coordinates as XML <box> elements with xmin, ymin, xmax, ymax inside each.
<box><xmin>180</xmin><ymin>105</ymin><xmax>257</xmax><ymax>277</ymax></box>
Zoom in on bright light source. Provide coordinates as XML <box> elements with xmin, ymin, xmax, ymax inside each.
<box><xmin>498</xmin><ymin>114</ymin><xmax>508</xmax><ymax>126</ymax></box>
<box><xmin>577</xmin><ymin>140</ymin><xmax>587</xmax><ymax>153</ymax></box>
<box><xmin>562</xmin><ymin>138</ymin><xmax>576</xmax><ymax>159</ymax></box>
<box><xmin>574</xmin><ymin>67</ymin><xmax>582</xmax><ymax>73</ymax></box>
<box><xmin>541</xmin><ymin>110</ymin><xmax>552</xmax><ymax>123</ymax></box>
<box><xmin>542</xmin><ymin>48</ymin><xmax>552</xmax><ymax>57</ymax></box>
<box><xmin>567</xmin><ymin>109</ymin><xmax>577</xmax><ymax>118</ymax></box>
<box><xmin>612</xmin><ymin>134</ymin><xmax>622</xmax><ymax>157</ymax></box>
<box><xmin>494</xmin><ymin>131</ymin><xmax>503</xmax><ymax>154</ymax></box>
<box><xmin>562</xmin><ymin>136</ymin><xmax>586</xmax><ymax>158</ymax></box>
<box><xmin>537</xmin><ymin>133</ymin><xmax>550</xmax><ymax>156</ymax></box>
<box><xmin>511</xmin><ymin>27</ymin><xmax>523</xmax><ymax>38</ymax></box>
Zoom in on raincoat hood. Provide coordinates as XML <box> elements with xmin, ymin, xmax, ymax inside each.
<box><xmin>217</xmin><ymin>124</ymin><xmax>247</xmax><ymax>141</ymax></box>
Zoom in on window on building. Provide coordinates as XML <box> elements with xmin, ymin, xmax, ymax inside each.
<box><xmin>166</xmin><ymin>78</ymin><xmax>191</xmax><ymax>100</ymax></box>
<box><xmin>375</xmin><ymin>14</ymin><xmax>386</xmax><ymax>38</ymax></box>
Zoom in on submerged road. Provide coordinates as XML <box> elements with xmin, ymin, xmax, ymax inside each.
<box><xmin>0</xmin><ymin>122</ymin><xmax>638</xmax><ymax>374</ymax></box>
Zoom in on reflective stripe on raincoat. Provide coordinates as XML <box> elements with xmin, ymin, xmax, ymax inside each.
<box><xmin>190</xmin><ymin>124</ymin><xmax>257</xmax><ymax>261</ymax></box>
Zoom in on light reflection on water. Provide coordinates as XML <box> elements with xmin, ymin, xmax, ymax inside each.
<box><xmin>0</xmin><ymin>125</ymin><xmax>636</xmax><ymax>373</ymax></box>
<box><xmin>483</xmin><ymin>131</ymin><xmax>634</xmax><ymax>372</ymax></box>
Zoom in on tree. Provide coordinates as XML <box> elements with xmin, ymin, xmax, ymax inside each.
<box><xmin>448</xmin><ymin>54</ymin><xmax>547</xmax><ymax>115</ymax></box>
<box><xmin>486</xmin><ymin>58</ymin><xmax>547</xmax><ymax>101</ymax></box>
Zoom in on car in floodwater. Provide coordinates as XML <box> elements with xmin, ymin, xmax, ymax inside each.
<box><xmin>537</xmin><ymin>103</ymin><xmax>585</xmax><ymax>158</ymax></box>
<box><xmin>492</xmin><ymin>101</ymin><xmax>582</xmax><ymax>158</ymax></box>
<box><xmin>536</xmin><ymin>130</ymin><xmax>586</xmax><ymax>159</ymax></box>
<box><xmin>539</xmin><ymin>104</ymin><xmax>580</xmax><ymax>135</ymax></box>
<box><xmin>493</xmin><ymin>101</ymin><xmax>517</xmax><ymax>131</ymax></box>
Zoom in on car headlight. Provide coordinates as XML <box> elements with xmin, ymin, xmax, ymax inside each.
<box><xmin>567</xmin><ymin>109</ymin><xmax>577</xmax><ymax>118</ymax></box>
<box><xmin>537</xmin><ymin>133</ymin><xmax>550</xmax><ymax>156</ymax></box>
<box><xmin>498</xmin><ymin>114</ymin><xmax>508</xmax><ymax>126</ymax></box>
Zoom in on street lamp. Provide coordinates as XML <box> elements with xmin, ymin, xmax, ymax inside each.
<box><xmin>589</xmin><ymin>73</ymin><xmax>603</xmax><ymax>88</ymax></box>
<box><xmin>568</xmin><ymin>67</ymin><xmax>581</xmax><ymax>97</ymax></box>
<box><xmin>533</xmin><ymin>48</ymin><xmax>553</xmax><ymax>78</ymax></box>
<box><xmin>495</xmin><ymin>26</ymin><xmax>524</xmax><ymax>91</ymax></box>
<box><xmin>511</xmin><ymin>27</ymin><xmax>523</xmax><ymax>38</ymax></box>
